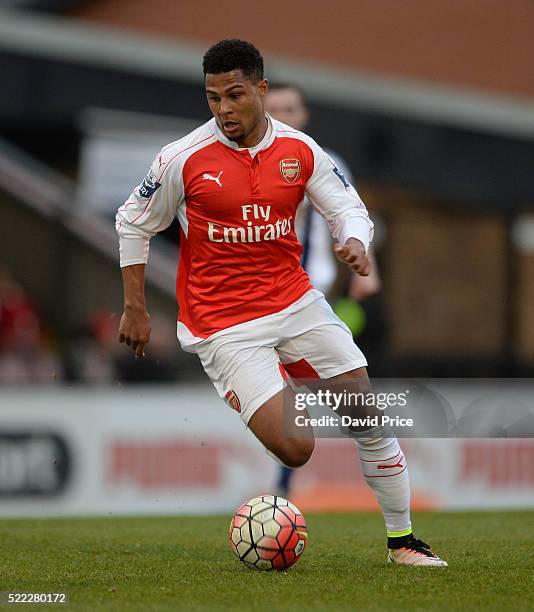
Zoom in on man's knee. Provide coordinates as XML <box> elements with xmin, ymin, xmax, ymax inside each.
<box><xmin>275</xmin><ymin>437</ymin><xmax>315</xmax><ymax>468</ymax></box>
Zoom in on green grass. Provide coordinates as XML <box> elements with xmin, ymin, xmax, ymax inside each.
<box><xmin>1</xmin><ymin>511</ymin><xmax>533</xmax><ymax>611</ymax></box>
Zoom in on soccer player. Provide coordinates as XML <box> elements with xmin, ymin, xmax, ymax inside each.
<box><xmin>116</xmin><ymin>39</ymin><xmax>447</xmax><ymax>567</ymax></box>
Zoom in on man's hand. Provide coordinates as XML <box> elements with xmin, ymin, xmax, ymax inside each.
<box><xmin>118</xmin><ymin>306</ymin><xmax>151</xmax><ymax>357</ymax></box>
<box><xmin>333</xmin><ymin>238</ymin><xmax>370</xmax><ymax>276</ymax></box>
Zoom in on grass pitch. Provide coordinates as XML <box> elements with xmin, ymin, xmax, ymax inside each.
<box><xmin>1</xmin><ymin>511</ymin><xmax>532</xmax><ymax>611</ymax></box>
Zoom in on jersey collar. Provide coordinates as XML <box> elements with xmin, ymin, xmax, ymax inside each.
<box><xmin>212</xmin><ymin>114</ymin><xmax>276</xmax><ymax>157</ymax></box>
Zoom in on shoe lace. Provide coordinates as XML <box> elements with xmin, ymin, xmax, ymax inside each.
<box><xmin>410</xmin><ymin>537</ymin><xmax>431</xmax><ymax>551</ymax></box>
<box><xmin>388</xmin><ymin>533</ymin><xmax>436</xmax><ymax>556</ymax></box>
<box><xmin>405</xmin><ymin>536</ymin><xmax>436</xmax><ymax>556</ymax></box>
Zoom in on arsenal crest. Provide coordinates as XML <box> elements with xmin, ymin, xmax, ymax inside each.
<box><xmin>225</xmin><ymin>390</ymin><xmax>241</xmax><ymax>413</ymax></box>
<box><xmin>280</xmin><ymin>158</ymin><xmax>301</xmax><ymax>184</ymax></box>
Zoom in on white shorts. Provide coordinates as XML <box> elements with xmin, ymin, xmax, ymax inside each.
<box><xmin>194</xmin><ymin>290</ymin><xmax>367</xmax><ymax>424</ymax></box>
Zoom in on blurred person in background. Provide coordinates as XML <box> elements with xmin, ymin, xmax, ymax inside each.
<box><xmin>0</xmin><ymin>265</ymin><xmax>62</xmax><ymax>384</ymax></box>
<box><xmin>266</xmin><ymin>83</ymin><xmax>381</xmax><ymax>498</ymax></box>
<box><xmin>266</xmin><ymin>84</ymin><xmax>381</xmax><ymax>300</ymax></box>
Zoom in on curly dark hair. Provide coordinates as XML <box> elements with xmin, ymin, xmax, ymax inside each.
<box><xmin>203</xmin><ymin>39</ymin><xmax>264</xmax><ymax>81</ymax></box>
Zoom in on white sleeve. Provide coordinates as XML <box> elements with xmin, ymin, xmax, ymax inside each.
<box><xmin>305</xmin><ymin>142</ymin><xmax>374</xmax><ymax>252</ymax></box>
<box><xmin>324</xmin><ymin>148</ymin><xmax>353</xmax><ymax>183</ymax></box>
<box><xmin>115</xmin><ymin>152</ymin><xmax>184</xmax><ymax>267</ymax></box>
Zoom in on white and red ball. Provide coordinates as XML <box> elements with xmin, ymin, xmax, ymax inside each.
<box><xmin>229</xmin><ymin>495</ymin><xmax>307</xmax><ymax>571</ymax></box>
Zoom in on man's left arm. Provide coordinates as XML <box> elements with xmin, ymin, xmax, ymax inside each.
<box><xmin>304</xmin><ymin>142</ymin><xmax>374</xmax><ymax>275</ymax></box>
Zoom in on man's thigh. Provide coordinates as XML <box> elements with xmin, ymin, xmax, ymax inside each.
<box><xmin>196</xmin><ymin>334</ymin><xmax>285</xmax><ymax>425</ymax></box>
<box><xmin>277</xmin><ymin>296</ymin><xmax>367</xmax><ymax>381</ymax></box>
<box><xmin>196</xmin><ymin>330</ymin><xmax>314</xmax><ymax>461</ymax></box>
<box><xmin>276</xmin><ymin>297</ymin><xmax>381</xmax><ymax>429</ymax></box>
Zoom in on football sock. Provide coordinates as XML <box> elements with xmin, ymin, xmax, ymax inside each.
<box><xmin>354</xmin><ymin>429</ymin><xmax>412</xmax><ymax>537</ymax></box>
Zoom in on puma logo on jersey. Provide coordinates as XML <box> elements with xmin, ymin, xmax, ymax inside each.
<box><xmin>202</xmin><ymin>170</ymin><xmax>223</xmax><ymax>187</ymax></box>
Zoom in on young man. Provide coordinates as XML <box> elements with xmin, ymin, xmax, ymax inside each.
<box><xmin>116</xmin><ymin>39</ymin><xmax>447</xmax><ymax>567</ymax></box>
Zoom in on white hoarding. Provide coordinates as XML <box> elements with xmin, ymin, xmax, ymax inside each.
<box><xmin>1</xmin><ymin>385</ymin><xmax>533</xmax><ymax>517</ymax></box>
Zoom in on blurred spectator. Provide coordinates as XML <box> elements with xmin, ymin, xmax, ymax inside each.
<box><xmin>65</xmin><ymin>310</ymin><xmax>120</xmax><ymax>384</ymax></box>
<box><xmin>0</xmin><ymin>265</ymin><xmax>62</xmax><ymax>384</ymax></box>
<box><xmin>0</xmin><ymin>265</ymin><xmax>182</xmax><ymax>386</ymax></box>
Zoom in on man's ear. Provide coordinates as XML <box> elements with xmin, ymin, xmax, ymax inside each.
<box><xmin>258</xmin><ymin>78</ymin><xmax>269</xmax><ymax>97</ymax></box>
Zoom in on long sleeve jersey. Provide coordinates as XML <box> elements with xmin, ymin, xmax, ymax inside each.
<box><xmin>297</xmin><ymin>148</ymin><xmax>354</xmax><ymax>294</ymax></box>
<box><xmin>116</xmin><ymin>115</ymin><xmax>374</xmax><ymax>348</ymax></box>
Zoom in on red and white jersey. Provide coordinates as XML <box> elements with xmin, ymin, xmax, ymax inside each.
<box><xmin>116</xmin><ymin>115</ymin><xmax>373</xmax><ymax>348</ymax></box>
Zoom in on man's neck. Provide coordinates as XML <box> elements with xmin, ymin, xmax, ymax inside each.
<box><xmin>238</xmin><ymin>115</ymin><xmax>268</xmax><ymax>148</ymax></box>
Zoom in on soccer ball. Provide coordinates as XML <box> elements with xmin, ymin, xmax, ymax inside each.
<box><xmin>229</xmin><ymin>494</ymin><xmax>307</xmax><ymax>571</ymax></box>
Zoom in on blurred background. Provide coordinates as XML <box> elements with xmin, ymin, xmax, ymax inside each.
<box><xmin>1</xmin><ymin>0</ymin><xmax>534</xmax><ymax>517</ymax></box>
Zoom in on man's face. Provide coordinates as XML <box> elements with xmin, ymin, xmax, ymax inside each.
<box><xmin>205</xmin><ymin>69</ymin><xmax>268</xmax><ymax>146</ymax></box>
<box><xmin>265</xmin><ymin>87</ymin><xmax>309</xmax><ymax>131</ymax></box>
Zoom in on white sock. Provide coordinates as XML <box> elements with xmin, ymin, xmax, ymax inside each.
<box><xmin>355</xmin><ymin>430</ymin><xmax>412</xmax><ymax>537</ymax></box>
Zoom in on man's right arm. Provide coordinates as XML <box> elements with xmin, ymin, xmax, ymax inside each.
<box><xmin>118</xmin><ymin>264</ymin><xmax>150</xmax><ymax>357</ymax></box>
<box><xmin>115</xmin><ymin>149</ymin><xmax>183</xmax><ymax>355</ymax></box>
